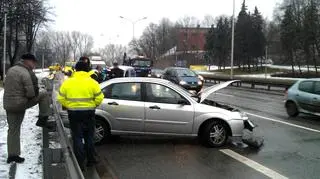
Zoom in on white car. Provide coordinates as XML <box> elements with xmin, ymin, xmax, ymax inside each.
<box><xmin>94</xmin><ymin>78</ymin><xmax>254</xmax><ymax>147</ymax></box>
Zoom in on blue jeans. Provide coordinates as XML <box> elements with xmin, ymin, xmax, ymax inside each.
<box><xmin>68</xmin><ymin>110</ymin><xmax>96</xmax><ymax>167</ymax></box>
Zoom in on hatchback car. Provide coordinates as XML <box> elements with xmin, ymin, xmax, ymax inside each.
<box><xmin>285</xmin><ymin>79</ymin><xmax>320</xmax><ymax>117</ymax></box>
<box><xmin>162</xmin><ymin>67</ymin><xmax>203</xmax><ymax>93</ymax></box>
<box><xmin>108</xmin><ymin>65</ymin><xmax>136</xmax><ymax>78</ymax></box>
<box><xmin>94</xmin><ymin>78</ymin><xmax>254</xmax><ymax>147</ymax></box>
<box><xmin>150</xmin><ymin>68</ymin><xmax>164</xmax><ymax>78</ymax></box>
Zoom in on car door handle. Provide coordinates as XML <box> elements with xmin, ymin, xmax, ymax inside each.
<box><xmin>149</xmin><ymin>105</ymin><xmax>160</xmax><ymax>110</ymax></box>
<box><xmin>108</xmin><ymin>102</ymin><xmax>119</xmax><ymax>106</ymax></box>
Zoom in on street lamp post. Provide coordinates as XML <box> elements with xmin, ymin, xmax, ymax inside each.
<box><xmin>230</xmin><ymin>0</ymin><xmax>235</xmax><ymax>79</ymax></box>
<box><xmin>119</xmin><ymin>16</ymin><xmax>147</xmax><ymax>40</ymax></box>
<box><xmin>3</xmin><ymin>11</ymin><xmax>7</xmax><ymax>80</ymax></box>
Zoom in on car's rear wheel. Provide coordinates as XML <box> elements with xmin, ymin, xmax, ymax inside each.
<box><xmin>286</xmin><ymin>101</ymin><xmax>299</xmax><ymax>117</ymax></box>
<box><xmin>94</xmin><ymin>117</ymin><xmax>110</xmax><ymax>145</ymax></box>
<box><xmin>201</xmin><ymin>121</ymin><xmax>228</xmax><ymax>147</ymax></box>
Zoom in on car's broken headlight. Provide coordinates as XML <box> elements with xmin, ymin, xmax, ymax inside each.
<box><xmin>240</xmin><ymin>112</ymin><xmax>248</xmax><ymax>120</ymax></box>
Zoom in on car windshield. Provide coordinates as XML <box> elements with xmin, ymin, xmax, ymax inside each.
<box><xmin>176</xmin><ymin>69</ymin><xmax>197</xmax><ymax>77</ymax></box>
<box><xmin>133</xmin><ymin>60</ymin><xmax>151</xmax><ymax>67</ymax></box>
<box><xmin>153</xmin><ymin>69</ymin><xmax>164</xmax><ymax>73</ymax></box>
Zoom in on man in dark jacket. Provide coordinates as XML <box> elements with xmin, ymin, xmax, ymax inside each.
<box><xmin>3</xmin><ymin>53</ymin><xmax>51</xmax><ymax>163</ymax></box>
<box><xmin>110</xmin><ymin>62</ymin><xmax>124</xmax><ymax>78</ymax></box>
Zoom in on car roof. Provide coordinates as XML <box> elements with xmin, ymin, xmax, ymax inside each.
<box><xmin>298</xmin><ymin>78</ymin><xmax>320</xmax><ymax>82</ymax></box>
<box><xmin>101</xmin><ymin>77</ymin><xmax>171</xmax><ymax>86</ymax></box>
<box><xmin>165</xmin><ymin>67</ymin><xmax>190</xmax><ymax>70</ymax></box>
<box><xmin>110</xmin><ymin>65</ymin><xmax>135</xmax><ymax>71</ymax></box>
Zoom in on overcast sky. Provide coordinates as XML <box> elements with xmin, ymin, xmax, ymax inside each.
<box><xmin>49</xmin><ymin>0</ymin><xmax>281</xmax><ymax>49</ymax></box>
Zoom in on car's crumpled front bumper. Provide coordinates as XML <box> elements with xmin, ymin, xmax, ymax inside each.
<box><xmin>244</xmin><ymin>120</ymin><xmax>255</xmax><ymax>131</ymax></box>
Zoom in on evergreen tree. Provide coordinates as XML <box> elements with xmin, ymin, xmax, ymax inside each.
<box><xmin>281</xmin><ymin>5</ymin><xmax>296</xmax><ymax>73</ymax></box>
<box><xmin>303</xmin><ymin>0</ymin><xmax>319</xmax><ymax>74</ymax></box>
<box><xmin>250</xmin><ymin>7</ymin><xmax>266</xmax><ymax>70</ymax></box>
<box><xmin>235</xmin><ymin>0</ymin><xmax>251</xmax><ymax>71</ymax></box>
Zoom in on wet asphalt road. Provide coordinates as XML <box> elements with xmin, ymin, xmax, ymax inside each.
<box><xmin>96</xmin><ymin>86</ymin><xmax>320</xmax><ymax>179</ymax></box>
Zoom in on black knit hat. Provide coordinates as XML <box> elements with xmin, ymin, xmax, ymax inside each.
<box><xmin>75</xmin><ymin>61</ymin><xmax>90</xmax><ymax>72</ymax></box>
<box><xmin>78</xmin><ymin>56</ymin><xmax>90</xmax><ymax>65</ymax></box>
<box><xmin>21</xmin><ymin>53</ymin><xmax>37</xmax><ymax>62</ymax></box>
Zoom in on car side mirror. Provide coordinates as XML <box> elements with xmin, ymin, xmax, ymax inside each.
<box><xmin>178</xmin><ymin>99</ymin><xmax>189</xmax><ymax>105</ymax></box>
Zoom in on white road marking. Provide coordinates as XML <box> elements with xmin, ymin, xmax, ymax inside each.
<box><xmin>247</xmin><ymin>112</ymin><xmax>320</xmax><ymax>133</ymax></box>
<box><xmin>215</xmin><ymin>93</ymin><xmax>234</xmax><ymax>97</ymax></box>
<box><xmin>220</xmin><ymin>149</ymin><xmax>288</xmax><ymax>179</ymax></box>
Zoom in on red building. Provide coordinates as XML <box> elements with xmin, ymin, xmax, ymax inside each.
<box><xmin>154</xmin><ymin>27</ymin><xmax>210</xmax><ymax>68</ymax></box>
<box><xmin>177</xmin><ymin>27</ymin><xmax>209</xmax><ymax>52</ymax></box>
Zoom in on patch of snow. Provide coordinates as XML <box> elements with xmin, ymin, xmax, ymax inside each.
<box><xmin>270</xmin><ymin>65</ymin><xmax>318</xmax><ymax>72</ymax></box>
<box><xmin>0</xmin><ymin>89</ymin><xmax>42</xmax><ymax>179</ymax></box>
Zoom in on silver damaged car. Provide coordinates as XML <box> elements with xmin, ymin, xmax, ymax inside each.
<box><xmin>94</xmin><ymin>78</ymin><xmax>254</xmax><ymax>147</ymax></box>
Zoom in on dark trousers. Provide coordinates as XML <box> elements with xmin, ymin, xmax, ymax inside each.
<box><xmin>68</xmin><ymin>110</ymin><xmax>96</xmax><ymax>167</ymax></box>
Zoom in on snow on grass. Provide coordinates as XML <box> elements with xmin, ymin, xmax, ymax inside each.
<box><xmin>0</xmin><ymin>91</ymin><xmax>42</xmax><ymax>179</ymax></box>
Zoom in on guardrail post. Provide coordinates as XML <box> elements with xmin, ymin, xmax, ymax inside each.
<box><xmin>267</xmin><ymin>85</ymin><xmax>271</xmax><ymax>91</ymax></box>
<box><xmin>251</xmin><ymin>83</ymin><xmax>255</xmax><ymax>89</ymax></box>
<box><xmin>42</xmin><ymin>128</ymin><xmax>49</xmax><ymax>179</ymax></box>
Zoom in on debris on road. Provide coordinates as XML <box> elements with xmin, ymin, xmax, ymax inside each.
<box><xmin>242</xmin><ymin>129</ymin><xmax>264</xmax><ymax>149</ymax></box>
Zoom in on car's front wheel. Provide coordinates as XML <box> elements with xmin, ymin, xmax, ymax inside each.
<box><xmin>201</xmin><ymin>121</ymin><xmax>228</xmax><ymax>147</ymax></box>
<box><xmin>286</xmin><ymin>101</ymin><xmax>299</xmax><ymax>117</ymax></box>
<box><xmin>94</xmin><ymin>117</ymin><xmax>110</xmax><ymax>145</ymax></box>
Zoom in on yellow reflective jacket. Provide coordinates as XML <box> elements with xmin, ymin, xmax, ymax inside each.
<box><xmin>57</xmin><ymin>71</ymin><xmax>104</xmax><ymax>110</ymax></box>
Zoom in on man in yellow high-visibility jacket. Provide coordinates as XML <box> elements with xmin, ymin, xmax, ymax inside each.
<box><xmin>57</xmin><ymin>59</ymin><xmax>104</xmax><ymax>170</ymax></box>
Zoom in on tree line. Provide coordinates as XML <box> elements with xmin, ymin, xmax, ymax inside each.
<box><xmin>132</xmin><ymin>0</ymin><xmax>320</xmax><ymax>74</ymax></box>
<box><xmin>35</xmin><ymin>31</ymin><xmax>94</xmax><ymax>66</ymax></box>
<box><xmin>279</xmin><ymin>0</ymin><xmax>320</xmax><ymax>74</ymax></box>
<box><xmin>0</xmin><ymin>0</ymin><xmax>50</xmax><ymax>69</ymax></box>
<box><xmin>206</xmin><ymin>1</ymin><xmax>266</xmax><ymax>72</ymax></box>
<box><xmin>129</xmin><ymin>15</ymin><xmax>216</xmax><ymax>60</ymax></box>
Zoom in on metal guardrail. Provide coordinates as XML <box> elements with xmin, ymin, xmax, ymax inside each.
<box><xmin>199</xmin><ymin>72</ymin><xmax>298</xmax><ymax>90</ymax></box>
<box><xmin>42</xmin><ymin>74</ymin><xmax>85</xmax><ymax>179</ymax></box>
<box><xmin>53</xmin><ymin>74</ymin><xmax>85</xmax><ymax>179</ymax></box>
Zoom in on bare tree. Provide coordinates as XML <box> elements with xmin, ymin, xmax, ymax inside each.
<box><xmin>99</xmin><ymin>44</ymin><xmax>127</xmax><ymax>65</ymax></box>
<box><xmin>70</xmin><ymin>31</ymin><xmax>81</xmax><ymax>60</ymax></box>
<box><xmin>202</xmin><ymin>14</ymin><xmax>215</xmax><ymax>27</ymax></box>
<box><xmin>50</xmin><ymin>31</ymin><xmax>71</xmax><ymax>64</ymax></box>
<box><xmin>0</xmin><ymin>0</ymin><xmax>51</xmax><ymax>66</ymax></box>
<box><xmin>23</xmin><ymin>0</ymin><xmax>52</xmax><ymax>53</ymax></box>
<box><xmin>177</xmin><ymin>15</ymin><xmax>199</xmax><ymax>27</ymax></box>
<box><xmin>79</xmin><ymin>33</ymin><xmax>94</xmax><ymax>56</ymax></box>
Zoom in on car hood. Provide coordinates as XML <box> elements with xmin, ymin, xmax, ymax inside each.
<box><xmin>179</xmin><ymin>76</ymin><xmax>199</xmax><ymax>82</ymax></box>
<box><xmin>198</xmin><ymin>80</ymin><xmax>240</xmax><ymax>103</ymax></box>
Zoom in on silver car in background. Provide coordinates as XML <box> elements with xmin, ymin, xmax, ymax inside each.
<box><xmin>285</xmin><ymin>79</ymin><xmax>320</xmax><ymax>117</ymax></box>
<box><xmin>94</xmin><ymin>78</ymin><xmax>254</xmax><ymax>147</ymax></box>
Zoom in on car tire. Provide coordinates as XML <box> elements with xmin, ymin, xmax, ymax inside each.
<box><xmin>201</xmin><ymin>121</ymin><xmax>228</xmax><ymax>148</ymax></box>
<box><xmin>94</xmin><ymin>117</ymin><xmax>111</xmax><ymax>145</ymax></box>
<box><xmin>286</xmin><ymin>102</ymin><xmax>299</xmax><ymax>117</ymax></box>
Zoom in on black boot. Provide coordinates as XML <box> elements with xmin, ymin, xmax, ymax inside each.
<box><xmin>7</xmin><ymin>156</ymin><xmax>25</xmax><ymax>163</ymax></box>
<box><xmin>36</xmin><ymin>116</ymin><xmax>54</xmax><ymax>130</ymax></box>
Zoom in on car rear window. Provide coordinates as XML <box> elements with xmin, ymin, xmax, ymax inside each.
<box><xmin>314</xmin><ymin>82</ymin><xmax>320</xmax><ymax>95</ymax></box>
<box><xmin>298</xmin><ymin>81</ymin><xmax>314</xmax><ymax>93</ymax></box>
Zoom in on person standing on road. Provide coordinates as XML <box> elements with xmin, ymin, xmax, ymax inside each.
<box><xmin>57</xmin><ymin>59</ymin><xmax>104</xmax><ymax>170</ymax></box>
<box><xmin>110</xmin><ymin>62</ymin><xmax>124</xmax><ymax>78</ymax></box>
<box><xmin>3</xmin><ymin>53</ymin><xmax>52</xmax><ymax>163</ymax></box>
<box><xmin>78</xmin><ymin>56</ymin><xmax>100</xmax><ymax>82</ymax></box>
<box><xmin>94</xmin><ymin>65</ymin><xmax>104</xmax><ymax>83</ymax></box>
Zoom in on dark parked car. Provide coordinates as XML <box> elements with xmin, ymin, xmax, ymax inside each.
<box><xmin>151</xmin><ymin>69</ymin><xmax>164</xmax><ymax>78</ymax></box>
<box><xmin>162</xmin><ymin>67</ymin><xmax>203</xmax><ymax>93</ymax></box>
